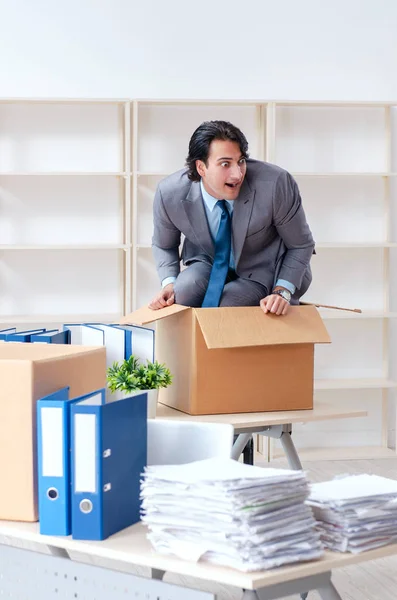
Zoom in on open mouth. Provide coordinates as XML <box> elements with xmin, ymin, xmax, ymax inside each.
<box><xmin>225</xmin><ymin>182</ymin><xmax>241</xmax><ymax>188</ymax></box>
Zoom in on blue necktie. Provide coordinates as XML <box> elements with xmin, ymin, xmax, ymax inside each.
<box><xmin>202</xmin><ymin>200</ymin><xmax>231</xmax><ymax>307</ymax></box>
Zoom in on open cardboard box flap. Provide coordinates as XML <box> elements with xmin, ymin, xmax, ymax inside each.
<box><xmin>121</xmin><ymin>304</ymin><xmax>330</xmax><ymax>349</ymax></box>
<box><xmin>119</xmin><ymin>303</ymin><xmax>189</xmax><ymax>325</ymax></box>
<box><xmin>194</xmin><ymin>305</ymin><xmax>330</xmax><ymax>348</ymax></box>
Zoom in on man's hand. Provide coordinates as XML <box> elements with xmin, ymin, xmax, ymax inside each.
<box><xmin>148</xmin><ymin>284</ymin><xmax>175</xmax><ymax>310</ymax></box>
<box><xmin>260</xmin><ymin>293</ymin><xmax>289</xmax><ymax>316</ymax></box>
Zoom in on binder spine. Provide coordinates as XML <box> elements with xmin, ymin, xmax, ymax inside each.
<box><xmin>71</xmin><ymin>405</ymin><xmax>103</xmax><ymax>540</ymax></box>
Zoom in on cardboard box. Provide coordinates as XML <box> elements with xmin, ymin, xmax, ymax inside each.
<box><xmin>120</xmin><ymin>305</ymin><xmax>331</xmax><ymax>416</ymax></box>
<box><xmin>0</xmin><ymin>343</ymin><xmax>106</xmax><ymax>522</ymax></box>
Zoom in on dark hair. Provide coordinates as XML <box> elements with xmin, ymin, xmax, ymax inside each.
<box><xmin>185</xmin><ymin>120</ymin><xmax>249</xmax><ymax>182</ymax></box>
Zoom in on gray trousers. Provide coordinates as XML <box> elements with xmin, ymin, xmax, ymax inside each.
<box><xmin>174</xmin><ymin>262</ymin><xmax>268</xmax><ymax>307</ymax></box>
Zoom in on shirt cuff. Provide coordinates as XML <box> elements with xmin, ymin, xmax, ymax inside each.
<box><xmin>275</xmin><ymin>279</ymin><xmax>296</xmax><ymax>295</ymax></box>
<box><xmin>162</xmin><ymin>276</ymin><xmax>177</xmax><ymax>288</ymax></box>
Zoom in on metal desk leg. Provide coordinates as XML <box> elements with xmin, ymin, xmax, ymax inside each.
<box><xmin>150</xmin><ymin>568</ymin><xmax>165</xmax><ymax>580</ymax></box>
<box><xmin>258</xmin><ymin>424</ymin><xmax>303</xmax><ymax>471</ymax></box>
<box><xmin>241</xmin><ymin>590</ymin><xmax>260</xmax><ymax>599</ymax></box>
<box><xmin>241</xmin><ymin>572</ymin><xmax>342</xmax><ymax>600</ymax></box>
<box><xmin>318</xmin><ymin>580</ymin><xmax>343</xmax><ymax>600</ymax></box>
<box><xmin>279</xmin><ymin>427</ymin><xmax>303</xmax><ymax>470</ymax></box>
<box><xmin>243</xmin><ymin>437</ymin><xmax>254</xmax><ymax>465</ymax></box>
<box><xmin>48</xmin><ymin>545</ymin><xmax>70</xmax><ymax>559</ymax></box>
<box><xmin>232</xmin><ymin>433</ymin><xmax>253</xmax><ymax>461</ymax></box>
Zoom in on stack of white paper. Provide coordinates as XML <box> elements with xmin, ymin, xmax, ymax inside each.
<box><xmin>307</xmin><ymin>474</ymin><xmax>397</xmax><ymax>553</ymax></box>
<box><xmin>141</xmin><ymin>458</ymin><xmax>323</xmax><ymax>571</ymax></box>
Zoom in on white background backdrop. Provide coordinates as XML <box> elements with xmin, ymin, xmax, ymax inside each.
<box><xmin>0</xmin><ymin>0</ymin><xmax>396</xmax><ymax>101</ymax></box>
<box><xmin>0</xmin><ymin>0</ymin><xmax>396</xmax><ymax>451</ymax></box>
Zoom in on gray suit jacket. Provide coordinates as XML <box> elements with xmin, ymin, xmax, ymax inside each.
<box><xmin>152</xmin><ymin>159</ymin><xmax>315</xmax><ymax>300</ymax></box>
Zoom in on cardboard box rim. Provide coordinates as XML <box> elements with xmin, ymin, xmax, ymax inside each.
<box><xmin>0</xmin><ymin>342</ymin><xmax>106</xmax><ymax>359</ymax></box>
<box><xmin>120</xmin><ymin>305</ymin><xmax>331</xmax><ymax>415</ymax></box>
<box><xmin>119</xmin><ymin>304</ymin><xmax>331</xmax><ymax>348</ymax></box>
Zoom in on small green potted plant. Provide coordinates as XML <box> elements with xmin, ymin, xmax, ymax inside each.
<box><xmin>106</xmin><ymin>355</ymin><xmax>173</xmax><ymax>417</ymax></box>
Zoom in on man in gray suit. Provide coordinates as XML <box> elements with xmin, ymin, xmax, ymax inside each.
<box><xmin>149</xmin><ymin>120</ymin><xmax>314</xmax><ymax>315</ymax></box>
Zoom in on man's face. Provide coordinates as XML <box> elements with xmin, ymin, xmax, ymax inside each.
<box><xmin>196</xmin><ymin>139</ymin><xmax>247</xmax><ymax>200</ymax></box>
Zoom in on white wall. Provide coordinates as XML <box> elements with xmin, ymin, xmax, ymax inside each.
<box><xmin>0</xmin><ymin>0</ymin><xmax>396</xmax><ymax>451</ymax></box>
<box><xmin>0</xmin><ymin>0</ymin><xmax>396</xmax><ymax>101</ymax></box>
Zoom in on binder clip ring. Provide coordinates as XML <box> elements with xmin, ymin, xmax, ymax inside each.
<box><xmin>79</xmin><ymin>499</ymin><xmax>93</xmax><ymax>514</ymax></box>
<box><xmin>47</xmin><ymin>487</ymin><xmax>58</xmax><ymax>501</ymax></box>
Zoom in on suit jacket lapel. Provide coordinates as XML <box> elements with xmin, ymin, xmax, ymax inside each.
<box><xmin>183</xmin><ymin>182</ymin><xmax>214</xmax><ymax>258</ymax></box>
<box><xmin>232</xmin><ymin>179</ymin><xmax>255</xmax><ymax>267</ymax></box>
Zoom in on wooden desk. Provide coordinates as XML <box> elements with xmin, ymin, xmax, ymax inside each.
<box><xmin>1</xmin><ymin>520</ymin><xmax>397</xmax><ymax>600</ymax></box>
<box><xmin>156</xmin><ymin>402</ymin><xmax>368</xmax><ymax>469</ymax></box>
<box><xmin>0</xmin><ymin>405</ymin><xmax>371</xmax><ymax>599</ymax></box>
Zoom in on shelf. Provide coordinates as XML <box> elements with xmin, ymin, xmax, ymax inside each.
<box><xmin>0</xmin><ymin>171</ymin><xmax>126</xmax><ymax>176</ymax></box>
<box><xmin>135</xmin><ymin>99</ymin><xmax>397</xmax><ymax>106</ymax></box>
<box><xmin>136</xmin><ymin>171</ymin><xmax>170</xmax><ymax>177</ymax></box>
<box><xmin>292</xmin><ymin>172</ymin><xmax>397</xmax><ymax>177</ymax></box>
<box><xmin>272</xmin><ymin>445</ymin><xmax>397</xmax><ymax>462</ymax></box>
<box><xmin>318</xmin><ymin>310</ymin><xmax>397</xmax><ymax>319</ymax></box>
<box><xmin>314</xmin><ymin>378</ymin><xmax>397</xmax><ymax>391</ymax></box>
<box><xmin>136</xmin><ymin>171</ymin><xmax>397</xmax><ymax>179</ymax></box>
<box><xmin>0</xmin><ymin>313</ymin><xmax>121</xmax><ymax>325</ymax></box>
<box><xmin>136</xmin><ymin>99</ymin><xmax>264</xmax><ymax>105</ymax></box>
<box><xmin>0</xmin><ymin>98</ymin><xmax>129</xmax><ymax>104</ymax></box>
<box><xmin>275</xmin><ymin>101</ymin><xmax>397</xmax><ymax>107</ymax></box>
<box><xmin>0</xmin><ymin>244</ymin><xmax>130</xmax><ymax>250</ymax></box>
<box><xmin>315</xmin><ymin>242</ymin><xmax>397</xmax><ymax>248</ymax></box>
<box><xmin>139</xmin><ymin>241</ymin><xmax>397</xmax><ymax>250</ymax></box>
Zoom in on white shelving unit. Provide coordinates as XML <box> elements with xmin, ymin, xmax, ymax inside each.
<box><xmin>1</xmin><ymin>98</ymin><xmax>396</xmax><ymax>458</ymax></box>
<box><xmin>0</xmin><ymin>99</ymin><xmax>131</xmax><ymax>324</ymax></box>
<box><xmin>130</xmin><ymin>100</ymin><xmax>265</xmax><ymax>308</ymax></box>
<box><xmin>268</xmin><ymin>101</ymin><xmax>397</xmax><ymax>459</ymax></box>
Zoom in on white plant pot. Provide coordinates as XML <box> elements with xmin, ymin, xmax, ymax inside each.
<box><xmin>130</xmin><ymin>388</ymin><xmax>159</xmax><ymax>418</ymax></box>
<box><xmin>106</xmin><ymin>388</ymin><xmax>159</xmax><ymax>418</ymax></box>
<box><xmin>146</xmin><ymin>389</ymin><xmax>159</xmax><ymax>419</ymax></box>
